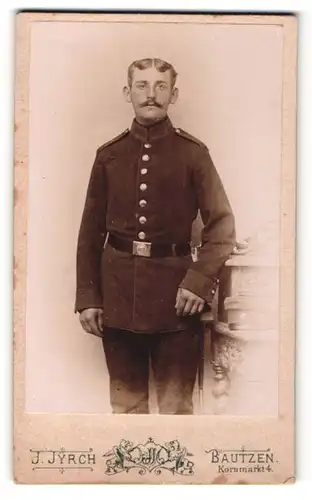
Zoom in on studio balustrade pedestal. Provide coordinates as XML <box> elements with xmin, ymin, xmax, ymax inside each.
<box><xmin>200</xmin><ymin>243</ymin><xmax>279</xmax><ymax>416</ymax></box>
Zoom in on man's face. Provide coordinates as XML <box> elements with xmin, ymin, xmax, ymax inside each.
<box><xmin>124</xmin><ymin>65</ymin><xmax>178</xmax><ymax>124</ymax></box>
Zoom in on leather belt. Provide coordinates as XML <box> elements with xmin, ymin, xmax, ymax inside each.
<box><xmin>107</xmin><ymin>234</ymin><xmax>191</xmax><ymax>258</ymax></box>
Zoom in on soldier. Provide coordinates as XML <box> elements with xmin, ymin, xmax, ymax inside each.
<box><xmin>75</xmin><ymin>57</ymin><xmax>236</xmax><ymax>415</ymax></box>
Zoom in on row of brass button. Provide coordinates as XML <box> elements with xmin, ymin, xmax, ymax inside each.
<box><xmin>138</xmin><ymin>144</ymin><xmax>152</xmax><ymax>240</ymax></box>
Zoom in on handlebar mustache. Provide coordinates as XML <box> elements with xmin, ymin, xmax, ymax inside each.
<box><xmin>140</xmin><ymin>101</ymin><xmax>163</xmax><ymax>108</ymax></box>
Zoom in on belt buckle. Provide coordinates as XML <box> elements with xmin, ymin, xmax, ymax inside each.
<box><xmin>133</xmin><ymin>240</ymin><xmax>152</xmax><ymax>257</ymax></box>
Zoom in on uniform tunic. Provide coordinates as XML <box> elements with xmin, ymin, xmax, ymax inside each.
<box><xmin>75</xmin><ymin>117</ymin><xmax>236</xmax><ymax>333</ymax></box>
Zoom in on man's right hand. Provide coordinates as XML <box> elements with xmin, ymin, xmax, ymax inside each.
<box><xmin>79</xmin><ymin>308</ymin><xmax>104</xmax><ymax>336</ymax></box>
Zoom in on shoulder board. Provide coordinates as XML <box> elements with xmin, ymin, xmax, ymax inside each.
<box><xmin>174</xmin><ymin>127</ymin><xmax>207</xmax><ymax>149</ymax></box>
<box><xmin>97</xmin><ymin>128</ymin><xmax>129</xmax><ymax>153</ymax></box>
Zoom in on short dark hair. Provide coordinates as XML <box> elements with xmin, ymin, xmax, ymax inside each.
<box><xmin>127</xmin><ymin>58</ymin><xmax>178</xmax><ymax>87</ymax></box>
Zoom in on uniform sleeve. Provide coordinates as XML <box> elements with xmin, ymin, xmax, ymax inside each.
<box><xmin>179</xmin><ymin>146</ymin><xmax>236</xmax><ymax>302</ymax></box>
<box><xmin>75</xmin><ymin>151</ymin><xmax>107</xmax><ymax>312</ymax></box>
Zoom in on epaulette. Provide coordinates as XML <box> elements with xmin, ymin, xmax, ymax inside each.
<box><xmin>97</xmin><ymin>128</ymin><xmax>130</xmax><ymax>153</ymax></box>
<box><xmin>174</xmin><ymin>127</ymin><xmax>207</xmax><ymax>149</ymax></box>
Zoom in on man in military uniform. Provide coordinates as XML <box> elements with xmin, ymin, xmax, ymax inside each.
<box><xmin>75</xmin><ymin>58</ymin><xmax>235</xmax><ymax>415</ymax></box>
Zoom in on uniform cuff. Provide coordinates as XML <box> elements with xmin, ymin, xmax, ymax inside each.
<box><xmin>179</xmin><ymin>269</ymin><xmax>215</xmax><ymax>303</ymax></box>
<box><xmin>75</xmin><ymin>289</ymin><xmax>103</xmax><ymax>313</ymax></box>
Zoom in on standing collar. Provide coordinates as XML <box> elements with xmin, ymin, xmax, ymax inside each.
<box><xmin>130</xmin><ymin>116</ymin><xmax>174</xmax><ymax>142</ymax></box>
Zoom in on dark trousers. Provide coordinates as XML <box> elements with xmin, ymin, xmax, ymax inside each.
<box><xmin>102</xmin><ymin>327</ymin><xmax>200</xmax><ymax>415</ymax></box>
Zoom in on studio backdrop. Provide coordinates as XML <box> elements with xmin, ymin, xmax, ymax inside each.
<box><xmin>25</xmin><ymin>20</ymin><xmax>282</xmax><ymax>413</ymax></box>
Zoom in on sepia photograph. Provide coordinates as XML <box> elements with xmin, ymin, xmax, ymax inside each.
<box><xmin>13</xmin><ymin>12</ymin><xmax>296</xmax><ymax>484</ymax></box>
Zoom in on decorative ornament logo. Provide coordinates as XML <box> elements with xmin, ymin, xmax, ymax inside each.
<box><xmin>103</xmin><ymin>437</ymin><xmax>194</xmax><ymax>475</ymax></box>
